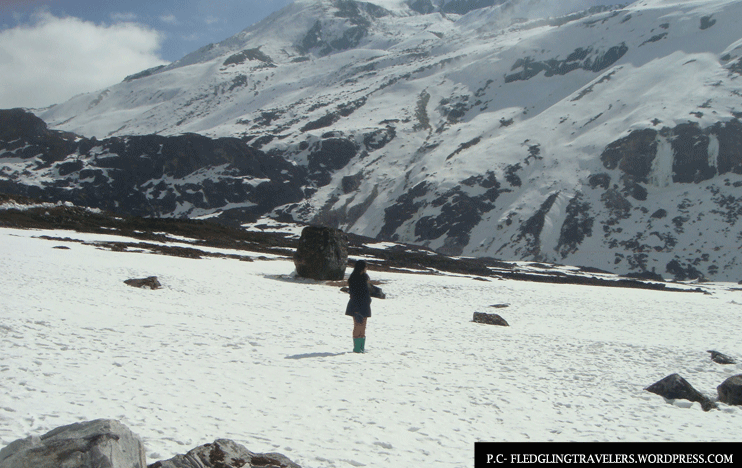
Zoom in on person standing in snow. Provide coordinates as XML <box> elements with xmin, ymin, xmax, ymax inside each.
<box><xmin>345</xmin><ymin>260</ymin><xmax>372</xmax><ymax>353</ymax></box>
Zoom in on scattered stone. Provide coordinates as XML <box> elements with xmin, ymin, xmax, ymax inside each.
<box><xmin>644</xmin><ymin>373</ymin><xmax>717</xmax><ymax>411</ymax></box>
<box><xmin>125</xmin><ymin>276</ymin><xmax>162</xmax><ymax>290</ymax></box>
<box><xmin>489</xmin><ymin>303</ymin><xmax>510</xmax><ymax>308</ymax></box>
<box><xmin>473</xmin><ymin>312</ymin><xmax>509</xmax><ymax>326</ymax></box>
<box><xmin>293</xmin><ymin>226</ymin><xmax>348</xmax><ymax>281</ymax></box>
<box><xmin>0</xmin><ymin>419</ymin><xmax>146</xmax><ymax>468</ymax></box>
<box><xmin>708</xmin><ymin>350</ymin><xmax>736</xmax><ymax>365</ymax></box>
<box><xmin>53</xmin><ymin>245</ymin><xmax>70</xmax><ymax>249</ymax></box>
<box><xmin>717</xmin><ymin>375</ymin><xmax>742</xmax><ymax>406</ymax></box>
<box><xmin>149</xmin><ymin>438</ymin><xmax>300</xmax><ymax>468</ymax></box>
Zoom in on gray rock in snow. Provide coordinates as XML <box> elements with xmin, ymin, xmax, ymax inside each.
<box><xmin>0</xmin><ymin>421</ymin><xmax>301</xmax><ymax>468</ymax></box>
<box><xmin>644</xmin><ymin>373</ymin><xmax>717</xmax><ymax>412</ymax></box>
<box><xmin>717</xmin><ymin>374</ymin><xmax>742</xmax><ymax>406</ymax></box>
<box><xmin>0</xmin><ymin>419</ymin><xmax>146</xmax><ymax>468</ymax></box>
<box><xmin>125</xmin><ymin>276</ymin><xmax>162</xmax><ymax>290</ymax></box>
<box><xmin>472</xmin><ymin>312</ymin><xmax>509</xmax><ymax>326</ymax></box>
<box><xmin>708</xmin><ymin>350</ymin><xmax>736</xmax><ymax>365</ymax></box>
<box><xmin>293</xmin><ymin>226</ymin><xmax>348</xmax><ymax>281</ymax></box>
<box><xmin>148</xmin><ymin>439</ymin><xmax>300</xmax><ymax>468</ymax></box>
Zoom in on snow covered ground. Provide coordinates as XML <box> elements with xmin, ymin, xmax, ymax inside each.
<box><xmin>1</xmin><ymin>226</ymin><xmax>740</xmax><ymax>467</ymax></box>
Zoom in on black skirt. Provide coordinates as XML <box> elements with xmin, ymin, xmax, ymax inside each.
<box><xmin>345</xmin><ymin>298</ymin><xmax>371</xmax><ymax>319</ymax></box>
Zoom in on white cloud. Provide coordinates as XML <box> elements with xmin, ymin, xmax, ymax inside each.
<box><xmin>0</xmin><ymin>11</ymin><xmax>167</xmax><ymax>109</ymax></box>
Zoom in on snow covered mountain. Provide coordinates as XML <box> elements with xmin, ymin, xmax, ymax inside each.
<box><xmin>3</xmin><ymin>0</ymin><xmax>742</xmax><ymax>281</ymax></box>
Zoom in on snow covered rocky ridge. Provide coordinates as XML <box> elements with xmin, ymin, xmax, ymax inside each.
<box><xmin>3</xmin><ymin>0</ymin><xmax>742</xmax><ymax>281</ymax></box>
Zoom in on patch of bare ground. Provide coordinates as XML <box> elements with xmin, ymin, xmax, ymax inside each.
<box><xmin>1</xmin><ymin>193</ymin><xmax>704</xmax><ymax>293</ymax></box>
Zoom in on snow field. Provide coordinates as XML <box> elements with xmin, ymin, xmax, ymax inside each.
<box><xmin>1</xmin><ymin>227</ymin><xmax>740</xmax><ymax>468</ymax></box>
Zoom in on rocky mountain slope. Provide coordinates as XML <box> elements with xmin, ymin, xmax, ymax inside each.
<box><xmin>3</xmin><ymin>0</ymin><xmax>742</xmax><ymax>281</ymax></box>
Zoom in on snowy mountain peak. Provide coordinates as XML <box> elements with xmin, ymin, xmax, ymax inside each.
<box><xmin>153</xmin><ymin>0</ymin><xmax>412</xmax><ymax>73</ymax></box>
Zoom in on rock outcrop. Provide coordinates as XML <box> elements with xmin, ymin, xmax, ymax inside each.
<box><xmin>0</xmin><ymin>419</ymin><xmax>147</xmax><ymax>468</ymax></box>
<box><xmin>150</xmin><ymin>439</ymin><xmax>300</xmax><ymax>468</ymax></box>
<box><xmin>293</xmin><ymin>226</ymin><xmax>348</xmax><ymax>280</ymax></box>
<box><xmin>717</xmin><ymin>374</ymin><xmax>742</xmax><ymax>406</ymax></box>
<box><xmin>0</xmin><ymin>109</ymin><xmax>307</xmax><ymax>227</ymax></box>
<box><xmin>644</xmin><ymin>373</ymin><xmax>717</xmax><ymax>412</ymax></box>
<box><xmin>125</xmin><ymin>276</ymin><xmax>162</xmax><ymax>290</ymax></box>
<box><xmin>472</xmin><ymin>312</ymin><xmax>509</xmax><ymax>326</ymax></box>
<box><xmin>0</xmin><ymin>420</ymin><xmax>301</xmax><ymax>468</ymax></box>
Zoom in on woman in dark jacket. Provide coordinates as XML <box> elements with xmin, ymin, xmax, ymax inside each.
<box><xmin>345</xmin><ymin>260</ymin><xmax>371</xmax><ymax>353</ymax></box>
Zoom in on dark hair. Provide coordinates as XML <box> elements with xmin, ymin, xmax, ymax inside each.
<box><xmin>351</xmin><ymin>260</ymin><xmax>367</xmax><ymax>276</ymax></box>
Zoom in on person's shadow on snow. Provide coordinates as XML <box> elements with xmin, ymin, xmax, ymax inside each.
<box><xmin>285</xmin><ymin>352</ymin><xmax>347</xmax><ymax>359</ymax></box>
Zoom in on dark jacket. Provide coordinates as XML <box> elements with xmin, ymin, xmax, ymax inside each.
<box><xmin>345</xmin><ymin>272</ymin><xmax>372</xmax><ymax>318</ymax></box>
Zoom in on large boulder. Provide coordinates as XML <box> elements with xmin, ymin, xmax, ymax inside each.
<box><xmin>717</xmin><ymin>374</ymin><xmax>742</xmax><ymax>406</ymax></box>
<box><xmin>0</xmin><ymin>419</ymin><xmax>146</xmax><ymax>468</ymax></box>
<box><xmin>149</xmin><ymin>439</ymin><xmax>300</xmax><ymax>468</ymax></box>
<box><xmin>472</xmin><ymin>312</ymin><xmax>509</xmax><ymax>326</ymax></box>
<box><xmin>644</xmin><ymin>373</ymin><xmax>717</xmax><ymax>411</ymax></box>
<box><xmin>293</xmin><ymin>226</ymin><xmax>348</xmax><ymax>280</ymax></box>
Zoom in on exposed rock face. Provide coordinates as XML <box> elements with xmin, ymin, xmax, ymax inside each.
<box><xmin>472</xmin><ymin>312</ymin><xmax>509</xmax><ymax>326</ymax></box>
<box><xmin>293</xmin><ymin>226</ymin><xmax>348</xmax><ymax>280</ymax></box>
<box><xmin>601</xmin><ymin>122</ymin><xmax>742</xmax><ymax>185</ymax></box>
<box><xmin>644</xmin><ymin>373</ymin><xmax>717</xmax><ymax>412</ymax></box>
<box><xmin>149</xmin><ymin>439</ymin><xmax>300</xmax><ymax>468</ymax></box>
<box><xmin>0</xmin><ymin>107</ymin><xmax>55</xmax><ymax>142</ymax></box>
<box><xmin>297</xmin><ymin>0</ymin><xmax>392</xmax><ymax>57</ymax></box>
<box><xmin>717</xmin><ymin>374</ymin><xmax>742</xmax><ymax>406</ymax></box>
<box><xmin>556</xmin><ymin>192</ymin><xmax>594</xmax><ymax>258</ymax></box>
<box><xmin>125</xmin><ymin>276</ymin><xmax>162</xmax><ymax>290</ymax></box>
<box><xmin>0</xmin><ymin>419</ymin><xmax>146</xmax><ymax>468</ymax></box>
<box><xmin>505</xmin><ymin>43</ymin><xmax>629</xmax><ymax>82</ymax></box>
<box><xmin>379</xmin><ymin>172</ymin><xmax>503</xmax><ymax>257</ymax></box>
<box><xmin>306</xmin><ymin>138</ymin><xmax>360</xmax><ymax>186</ymax></box>
<box><xmin>0</xmin><ymin>110</ymin><xmax>307</xmax><ymax>227</ymax></box>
